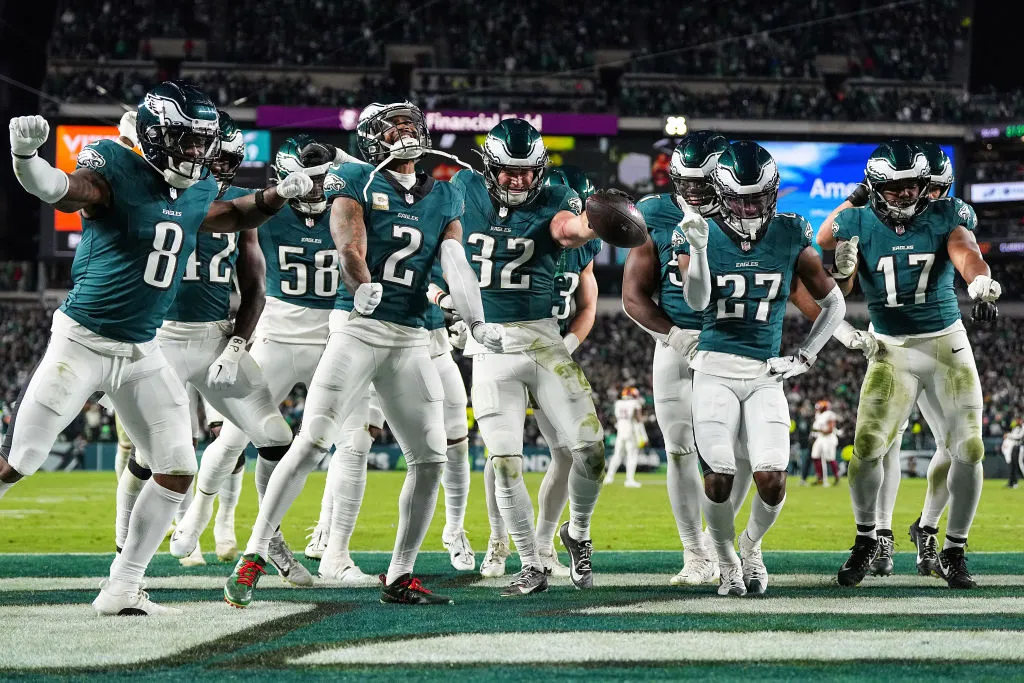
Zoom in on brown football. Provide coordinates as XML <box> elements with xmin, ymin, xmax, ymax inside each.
<box><xmin>585</xmin><ymin>190</ymin><xmax>648</xmax><ymax>248</ymax></box>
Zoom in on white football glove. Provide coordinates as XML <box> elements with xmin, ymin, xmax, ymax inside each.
<box><xmin>448</xmin><ymin>320</ymin><xmax>469</xmax><ymax>350</ymax></box>
<box><xmin>9</xmin><ymin>115</ymin><xmax>50</xmax><ymax>156</ymax></box>
<box><xmin>678</xmin><ymin>204</ymin><xmax>709</xmax><ymax>251</ymax></box>
<box><xmin>116</xmin><ymin>111</ymin><xmax>138</xmax><ymax>148</ymax></box>
<box><xmin>833</xmin><ymin>236</ymin><xmax>860</xmax><ymax>277</ymax></box>
<box><xmin>563</xmin><ymin>332</ymin><xmax>581</xmax><ymax>355</ymax></box>
<box><xmin>437</xmin><ymin>293</ymin><xmax>461</xmax><ymax>323</ymax></box>
<box><xmin>207</xmin><ymin>336</ymin><xmax>247</xmax><ymax>388</ymax></box>
<box><xmin>666</xmin><ymin>326</ymin><xmax>697</xmax><ymax>358</ymax></box>
<box><xmin>767</xmin><ymin>352</ymin><xmax>815</xmax><ymax>380</ymax></box>
<box><xmin>276</xmin><ymin>171</ymin><xmax>314</xmax><ymax>199</ymax></box>
<box><xmin>471</xmin><ymin>321</ymin><xmax>505</xmax><ymax>353</ymax></box>
<box><xmin>353</xmin><ymin>282</ymin><xmax>383</xmax><ymax>315</ymax></box>
<box><xmin>847</xmin><ymin>330</ymin><xmax>879</xmax><ymax>360</ymax></box>
<box><xmin>967</xmin><ymin>274</ymin><xmax>1001</xmax><ymax>303</ymax></box>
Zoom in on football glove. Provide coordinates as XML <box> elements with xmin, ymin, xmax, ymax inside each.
<box><xmin>448</xmin><ymin>320</ymin><xmax>469</xmax><ymax>350</ymax></box>
<box><xmin>9</xmin><ymin>115</ymin><xmax>49</xmax><ymax>156</ymax></box>
<box><xmin>967</xmin><ymin>274</ymin><xmax>1001</xmax><ymax>303</ymax></box>
<box><xmin>666</xmin><ymin>326</ymin><xmax>697</xmax><ymax>358</ymax></box>
<box><xmin>971</xmin><ymin>300</ymin><xmax>998</xmax><ymax>325</ymax></box>
<box><xmin>833</xmin><ymin>236</ymin><xmax>859</xmax><ymax>278</ymax></box>
<box><xmin>276</xmin><ymin>171</ymin><xmax>314</xmax><ymax>199</ymax></box>
<box><xmin>678</xmin><ymin>204</ymin><xmax>709</xmax><ymax>251</ymax></box>
<box><xmin>767</xmin><ymin>351</ymin><xmax>815</xmax><ymax>380</ymax></box>
<box><xmin>353</xmin><ymin>282</ymin><xmax>383</xmax><ymax>315</ymax></box>
<box><xmin>207</xmin><ymin>336</ymin><xmax>247</xmax><ymax>388</ymax></box>
<box><xmin>846</xmin><ymin>177</ymin><xmax>870</xmax><ymax>207</ymax></box>
<box><xmin>471</xmin><ymin>321</ymin><xmax>505</xmax><ymax>353</ymax></box>
<box><xmin>563</xmin><ymin>332</ymin><xmax>581</xmax><ymax>355</ymax></box>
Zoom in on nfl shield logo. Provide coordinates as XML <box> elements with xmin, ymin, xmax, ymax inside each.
<box><xmin>305</xmin><ymin>217</ymin><xmax>315</xmax><ymax>228</ymax></box>
<box><xmin>405</xmin><ymin>193</ymin><xmax>414</xmax><ymax>204</ymax></box>
<box><xmin>895</xmin><ymin>225</ymin><xmax>905</xmax><ymax>235</ymax></box>
<box><xmin>741</xmin><ymin>241</ymin><xmax>752</xmax><ymax>252</ymax></box>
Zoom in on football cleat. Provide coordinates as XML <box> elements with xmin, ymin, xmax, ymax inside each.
<box><xmin>939</xmin><ymin>547</ymin><xmax>977</xmax><ymax>589</ymax></box>
<box><xmin>624</xmin><ymin>479</ymin><xmax>642</xmax><ymax>488</ymax></box>
<box><xmin>215</xmin><ymin>538</ymin><xmax>239</xmax><ymax>563</ymax></box>
<box><xmin>717</xmin><ymin>562</ymin><xmax>747</xmax><ymax>597</ymax></box>
<box><xmin>93</xmin><ymin>580</ymin><xmax>181</xmax><ymax>616</ymax></box>
<box><xmin>538</xmin><ymin>545</ymin><xmax>570</xmax><ymax>578</ymax></box>
<box><xmin>318</xmin><ymin>560</ymin><xmax>379</xmax><ymax>587</ymax></box>
<box><xmin>268</xmin><ymin>531</ymin><xmax>314</xmax><ymax>587</ymax></box>
<box><xmin>179</xmin><ymin>542</ymin><xmax>206</xmax><ymax>568</ymax></box>
<box><xmin>670</xmin><ymin>548</ymin><xmax>720</xmax><ymax>586</ymax></box>
<box><xmin>480</xmin><ymin>537</ymin><xmax>510</xmax><ymax>578</ymax></box>
<box><xmin>837</xmin><ymin>535</ymin><xmax>878</xmax><ymax>587</ymax></box>
<box><xmin>304</xmin><ymin>524</ymin><xmax>328</xmax><ymax>560</ymax></box>
<box><xmin>380</xmin><ymin>574</ymin><xmax>454</xmax><ymax>605</ymax></box>
<box><xmin>168</xmin><ymin>524</ymin><xmax>200</xmax><ymax>559</ymax></box>
<box><xmin>739</xmin><ymin>531</ymin><xmax>768</xmax><ymax>595</ymax></box>
<box><xmin>224</xmin><ymin>554</ymin><xmax>267</xmax><ymax>608</ymax></box>
<box><xmin>869</xmin><ymin>531</ymin><xmax>895</xmax><ymax>576</ymax></box>
<box><xmin>500</xmin><ymin>566</ymin><xmax>549</xmax><ymax>597</ymax></box>
<box><xmin>559</xmin><ymin>521</ymin><xmax>594</xmax><ymax>589</ymax></box>
<box><xmin>442</xmin><ymin>528</ymin><xmax>476</xmax><ymax>572</ymax></box>
<box><xmin>909</xmin><ymin>518</ymin><xmax>942</xmax><ymax>577</ymax></box>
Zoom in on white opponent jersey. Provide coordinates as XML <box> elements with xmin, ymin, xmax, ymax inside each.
<box><xmin>614</xmin><ymin>398</ymin><xmax>643</xmax><ymax>424</ymax></box>
<box><xmin>812</xmin><ymin>410</ymin><xmax>837</xmax><ymax>435</ymax></box>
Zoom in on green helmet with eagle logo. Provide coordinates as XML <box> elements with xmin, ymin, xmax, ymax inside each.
<box><xmin>214</xmin><ymin>110</ymin><xmax>244</xmax><ymax>196</ymax></box>
<box><xmin>670</xmin><ymin>130</ymin><xmax>730</xmax><ymax>217</ymax></box>
<box><xmin>272</xmin><ymin>134</ymin><xmax>336</xmax><ymax>215</ymax></box>
<box><xmin>710</xmin><ymin>140</ymin><xmax>780</xmax><ymax>240</ymax></box>
<box><xmin>544</xmin><ymin>164</ymin><xmax>596</xmax><ymax>202</ymax></box>
<box><xmin>864</xmin><ymin>140</ymin><xmax>930</xmax><ymax>226</ymax></box>
<box><xmin>918</xmin><ymin>141</ymin><xmax>954</xmax><ymax>199</ymax></box>
<box><xmin>481</xmin><ymin>118</ymin><xmax>549</xmax><ymax>207</ymax></box>
<box><xmin>136</xmin><ymin>80</ymin><xmax>220</xmax><ymax>189</ymax></box>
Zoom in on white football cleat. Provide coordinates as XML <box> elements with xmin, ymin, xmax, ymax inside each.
<box><xmin>318</xmin><ymin>558</ymin><xmax>379</xmax><ymax>587</ymax></box>
<box><xmin>179</xmin><ymin>542</ymin><xmax>206</xmax><ymax>567</ymax></box>
<box><xmin>169</xmin><ymin>524</ymin><xmax>200</xmax><ymax>559</ymax></box>
<box><xmin>670</xmin><ymin>548</ymin><xmax>720</xmax><ymax>586</ymax></box>
<box><xmin>717</xmin><ymin>562</ymin><xmax>747</xmax><ymax>597</ymax></box>
<box><xmin>214</xmin><ymin>516</ymin><xmax>238</xmax><ymax>562</ymax></box>
<box><xmin>538</xmin><ymin>544</ymin><xmax>570</xmax><ymax>578</ymax></box>
<box><xmin>739</xmin><ymin>530</ymin><xmax>768</xmax><ymax>595</ymax></box>
<box><xmin>480</xmin><ymin>537</ymin><xmax>510</xmax><ymax>578</ymax></box>
<box><xmin>624</xmin><ymin>480</ymin><xmax>642</xmax><ymax>488</ymax></box>
<box><xmin>93</xmin><ymin>580</ymin><xmax>181</xmax><ymax>616</ymax></box>
<box><xmin>442</xmin><ymin>529</ymin><xmax>476</xmax><ymax>571</ymax></box>
<box><xmin>268</xmin><ymin>531</ymin><xmax>314</xmax><ymax>587</ymax></box>
<box><xmin>304</xmin><ymin>524</ymin><xmax>329</xmax><ymax>560</ymax></box>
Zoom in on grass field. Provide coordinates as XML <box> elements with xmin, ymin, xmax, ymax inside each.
<box><xmin>1</xmin><ymin>471</ymin><xmax>1022</xmax><ymax>680</ymax></box>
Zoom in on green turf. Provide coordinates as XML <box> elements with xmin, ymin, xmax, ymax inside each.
<box><xmin>1</xmin><ymin>471</ymin><xmax>1021</xmax><ymax>553</ymax></box>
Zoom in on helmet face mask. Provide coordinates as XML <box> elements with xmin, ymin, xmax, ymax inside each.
<box><xmin>481</xmin><ymin>118</ymin><xmax>549</xmax><ymax>207</ymax></box>
<box><xmin>865</xmin><ymin>141</ymin><xmax>931</xmax><ymax>227</ymax></box>
<box><xmin>357</xmin><ymin>102</ymin><xmax>431</xmax><ymax>166</ymax></box>
<box><xmin>711</xmin><ymin>141</ymin><xmax>780</xmax><ymax>241</ymax></box>
<box><xmin>136</xmin><ymin>82</ymin><xmax>220</xmax><ymax>189</ymax></box>
<box><xmin>670</xmin><ymin>131</ymin><xmax>730</xmax><ymax>217</ymax></box>
<box><xmin>273</xmin><ymin>134</ymin><xmax>335</xmax><ymax>215</ymax></box>
<box><xmin>919</xmin><ymin>141</ymin><xmax>954</xmax><ymax>199</ymax></box>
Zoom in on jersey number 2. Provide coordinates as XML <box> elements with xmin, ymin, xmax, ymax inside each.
<box><xmin>467</xmin><ymin>234</ymin><xmax>534</xmax><ymax>289</ymax></box>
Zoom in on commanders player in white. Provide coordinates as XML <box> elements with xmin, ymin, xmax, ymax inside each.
<box><xmin>810</xmin><ymin>400</ymin><xmax>839</xmax><ymax>487</ymax></box>
<box><xmin>605</xmin><ymin>387</ymin><xmax>644</xmax><ymax>487</ymax></box>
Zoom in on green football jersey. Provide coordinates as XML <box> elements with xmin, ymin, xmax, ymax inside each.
<box><xmin>325</xmin><ymin>162</ymin><xmax>463</xmax><ymax>327</ymax></box>
<box><xmin>552</xmin><ymin>239</ymin><xmax>602</xmax><ymax>335</ymax></box>
<box><xmin>636</xmin><ymin>193</ymin><xmax>702</xmax><ymax>331</ymax></box>
<box><xmin>258</xmin><ymin>205</ymin><xmax>339</xmax><ymax>310</ymax></box>
<box><xmin>59</xmin><ymin>140</ymin><xmax>219</xmax><ymax>342</ymax></box>
<box><xmin>452</xmin><ymin>169</ymin><xmax>583</xmax><ymax>324</ymax></box>
<box><xmin>833</xmin><ymin>197</ymin><xmax>977</xmax><ymax>336</ymax></box>
<box><xmin>166</xmin><ymin>185</ymin><xmax>256</xmax><ymax>323</ymax></box>
<box><xmin>679</xmin><ymin>213</ymin><xmax>813</xmax><ymax>360</ymax></box>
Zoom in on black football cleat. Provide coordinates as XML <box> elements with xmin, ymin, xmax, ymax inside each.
<box><xmin>379</xmin><ymin>574</ymin><xmax>454</xmax><ymax>605</ymax></box>
<box><xmin>938</xmin><ymin>547</ymin><xmax>977</xmax><ymax>589</ymax></box>
<box><xmin>869</xmin><ymin>531</ymin><xmax>895</xmax><ymax>576</ymax></box>
<box><xmin>500</xmin><ymin>566</ymin><xmax>549</xmax><ymax>597</ymax></box>
<box><xmin>909</xmin><ymin>517</ymin><xmax>942</xmax><ymax>578</ymax></box>
<box><xmin>837</xmin><ymin>535</ymin><xmax>878</xmax><ymax>587</ymax></box>
<box><xmin>559</xmin><ymin>521</ymin><xmax>594</xmax><ymax>589</ymax></box>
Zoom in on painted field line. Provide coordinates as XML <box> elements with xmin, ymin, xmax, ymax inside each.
<box><xmin>0</xmin><ymin>602</ymin><xmax>314</xmax><ymax>670</ymax></box>
<box><xmin>292</xmin><ymin>630</ymin><xmax>1024</xmax><ymax>665</ymax></box>
<box><xmin>582</xmin><ymin>596</ymin><xmax>1024</xmax><ymax>615</ymax></box>
<box><xmin>471</xmin><ymin>573</ymin><xmax>1024</xmax><ymax>588</ymax></box>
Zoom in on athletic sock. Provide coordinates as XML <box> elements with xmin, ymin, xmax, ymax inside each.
<box><xmin>536</xmin><ymin>446</ymin><xmax>571</xmax><ymax>549</ymax></box>
<box><xmin>702</xmin><ymin>495</ymin><xmax>740</xmax><ymax>566</ymax></box>
<box><xmin>848</xmin><ymin>454</ymin><xmax>883</xmax><ymax>534</ymax></box>
<box><xmin>215</xmin><ymin>469</ymin><xmax>244</xmax><ymax>534</ymax></box>
<box><xmin>945</xmin><ymin>459</ymin><xmax>983</xmax><ymax>541</ymax></box>
<box><xmin>109</xmin><ymin>481</ymin><xmax>185</xmax><ymax>586</ymax></box>
<box><xmin>666</xmin><ymin>450</ymin><xmax>706</xmax><ymax>552</ymax></box>
<box><xmin>921</xmin><ymin>448</ymin><xmax>952</xmax><ymax>528</ymax></box>
<box><xmin>322</xmin><ymin>448</ymin><xmax>368</xmax><ymax>568</ymax></box>
<box><xmin>567</xmin><ymin>444</ymin><xmax>603</xmax><ymax>541</ymax></box>
<box><xmin>483</xmin><ymin>457</ymin><xmax>508</xmax><ymax>542</ymax></box>
<box><xmin>245</xmin><ymin>438</ymin><xmax>321</xmax><ymax>559</ymax></box>
<box><xmin>492</xmin><ymin>455</ymin><xmax>540</xmax><ymax>569</ymax></box>
<box><xmin>114</xmin><ymin>463</ymin><xmax>149</xmax><ymax>548</ymax></box>
<box><xmin>729</xmin><ymin>457</ymin><xmax>753</xmax><ymax>520</ymax></box>
<box><xmin>875</xmin><ymin>442</ymin><xmax>902</xmax><ymax>531</ymax></box>
<box><xmin>386</xmin><ymin>462</ymin><xmax>443</xmax><ymax>584</ymax></box>
<box><xmin>744</xmin><ymin>493</ymin><xmax>785</xmax><ymax>545</ymax></box>
<box><xmin>441</xmin><ymin>439</ymin><xmax>470</xmax><ymax>536</ymax></box>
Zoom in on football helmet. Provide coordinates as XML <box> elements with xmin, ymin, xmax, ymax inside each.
<box><xmin>621</xmin><ymin>386</ymin><xmax>640</xmax><ymax>399</ymax></box>
<box><xmin>544</xmin><ymin>164</ymin><xmax>597</xmax><ymax>202</ymax></box>
<box><xmin>136</xmin><ymin>81</ymin><xmax>220</xmax><ymax>189</ymax></box>
<box><xmin>711</xmin><ymin>141</ymin><xmax>780</xmax><ymax>241</ymax></box>
<box><xmin>356</xmin><ymin>101</ymin><xmax>431</xmax><ymax>166</ymax></box>
<box><xmin>213</xmin><ymin>110</ymin><xmax>245</xmax><ymax>196</ymax></box>
<box><xmin>864</xmin><ymin>140</ymin><xmax>930</xmax><ymax>226</ymax></box>
<box><xmin>815</xmin><ymin>400</ymin><xmax>831</xmax><ymax>413</ymax></box>
<box><xmin>918</xmin><ymin>142</ymin><xmax>954</xmax><ymax>199</ymax></box>
<box><xmin>670</xmin><ymin>130</ymin><xmax>730</xmax><ymax>217</ymax></box>
<box><xmin>481</xmin><ymin>118</ymin><xmax>549</xmax><ymax>207</ymax></box>
<box><xmin>273</xmin><ymin>134</ymin><xmax>335</xmax><ymax>215</ymax></box>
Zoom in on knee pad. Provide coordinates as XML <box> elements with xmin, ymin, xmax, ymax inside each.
<box><xmin>852</xmin><ymin>429</ymin><xmax>888</xmax><ymax>464</ymax></box>
<box><xmin>953</xmin><ymin>436</ymin><xmax>985</xmax><ymax>465</ymax></box>
<box><xmin>150</xmin><ymin>445</ymin><xmax>198</xmax><ymax>476</ymax></box>
<box><xmin>257</xmin><ymin>444</ymin><xmax>289</xmax><ymax>462</ymax></box>
<box><xmin>304</xmin><ymin>413</ymin><xmax>342</xmax><ymax>451</ymax></box>
<box><xmin>346</xmin><ymin>427</ymin><xmax>373</xmax><ymax>456</ymax></box>
<box><xmin>260</xmin><ymin>415</ymin><xmax>293</xmax><ymax>448</ymax></box>
<box><xmin>490</xmin><ymin>454</ymin><xmax>523</xmax><ymax>487</ymax></box>
<box><xmin>443</xmin><ymin>399</ymin><xmax>468</xmax><ymax>441</ymax></box>
<box><xmin>571</xmin><ymin>441</ymin><xmax>606</xmax><ymax>481</ymax></box>
<box><xmin>127</xmin><ymin>456</ymin><xmax>152</xmax><ymax>480</ymax></box>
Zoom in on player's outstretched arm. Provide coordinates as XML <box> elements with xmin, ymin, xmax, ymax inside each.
<box><xmin>201</xmin><ymin>172</ymin><xmax>313</xmax><ymax>233</ymax></box>
<box><xmin>550</xmin><ymin>209</ymin><xmax>595</xmax><ymax>248</ymax></box>
<box><xmin>790</xmin><ymin>278</ymin><xmax>878</xmax><ymax>359</ymax></box>
<box><xmin>794</xmin><ymin>247</ymin><xmax>847</xmax><ymax>360</ymax></box>
<box><xmin>564</xmin><ymin>261</ymin><xmax>598</xmax><ymax>353</ymax></box>
<box><xmin>232</xmin><ymin>229</ymin><xmax>267</xmax><ymax>342</ymax></box>
<box><xmin>622</xmin><ymin>237</ymin><xmax>676</xmax><ymax>339</ymax></box>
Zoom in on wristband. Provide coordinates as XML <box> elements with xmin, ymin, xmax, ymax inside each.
<box><xmin>12</xmin><ymin>151</ymin><xmax>37</xmax><ymax>160</ymax></box>
<box><xmin>254</xmin><ymin>189</ymin><xmax>281</xmax><ymax>216</ymax></box>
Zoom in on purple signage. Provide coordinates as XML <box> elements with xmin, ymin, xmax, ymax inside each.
<box><xmin>256</xmin><ymin>106</ymin><xmax>617</xmax><ymax>136</ymax></box>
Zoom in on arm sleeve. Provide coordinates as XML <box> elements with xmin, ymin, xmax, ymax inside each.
<box><xmin>681</xmin><ymin>238</ymin><xmax>711</xmax><ymax>311</ymax></box>
<box><xmin>799</xmin><ymin>286</ymin><xmax>847</xmax><ymax>359</ymax></box>
<box><xmin>439</xmin><ymin>238</ymin><xmax>486</xmax><ymax>327</ymax></box>
<box><xmin>13</xmin><ymin>154</ymin><xmax>69</xmax><ymax>203</ymax></box>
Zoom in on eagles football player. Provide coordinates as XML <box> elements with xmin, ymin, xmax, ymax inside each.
<box><xmin>452</xmin><ymin>119</ymin><xmax>605</xmax><ymax>597</ymax></box>
<box><xmin>678</xmin><ymin>141</ymin><xmax>846</xmax><ymax>596</ymax></box>
<box><xmin>3</xmin><ymin>81</ymin><xmax>312</xmax><ymax>615</ymax></box>
<box><xmin>225</xmin><ymin>102</ymin><xmax>501</xmax><ymax>608</ymax></box>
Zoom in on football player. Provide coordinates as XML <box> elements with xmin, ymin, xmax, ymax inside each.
<box><xmin>453</xmin><ymin>119</ymin><xmax>605</xmax><ymax>597</ymax></box>
<box><xmin>678</xmin><ymin>141</ymin><xmax>846</xmax><ymax>596</ymax></box>
<box><xmin>605</xmin><ymin>387</ymin><xmax>644</xmax><ymax>487</ymax></box>
<box><xmin>3</xmin><ymin>81</ymin><xmax>312</xmax><ymax>615</ymax></box>
<box><xmin>170</xmin><ymin>134</ymin><xmax>347</xmax><ymax>587</ymax></box>
<box><xmin>224</xmin><ymin>101</ymin><xmax>502</xmax><ymax>608</ymax></box>
<box><xmin>818</xmin><ymin>141</ymin><xmax>998</xmax><ymax>589</ymax></box>
<box><xmin>476</xmin><ymin>164</ymin><xmax>602</xmax><ymax>580</ymax></box>
<box><xmin>623</xmin><ymin>130</ymin><xmax>729</xmax><ymax>586</ymax></box>
<box><xmin>810</xmin><ymin>400</ymin><xmax>840</xmax><ymax>487</ymax></box>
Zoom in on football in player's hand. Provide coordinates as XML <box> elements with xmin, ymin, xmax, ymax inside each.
<box><xmin>586</xmin><ymin>190</ymin><xmax>647</xmax><ymax>248</ymax></box>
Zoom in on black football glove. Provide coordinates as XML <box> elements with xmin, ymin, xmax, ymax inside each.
<box><xmin>846</xmin><ymin>176</ymin><xmax>870</xmax><ymax>207</ymax></box>
<box><xmin>971</xmin><ymin>300</ymin><xmax>998</xmax><ymax>326</ymax></box>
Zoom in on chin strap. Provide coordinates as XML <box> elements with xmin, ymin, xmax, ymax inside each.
<box><xmin>361</xmin><ymin>149</ymin><xmax>474</xmax><ymax>202</ymax></box>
